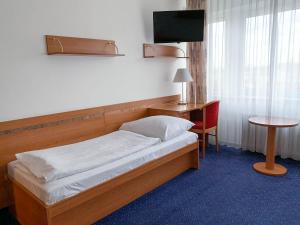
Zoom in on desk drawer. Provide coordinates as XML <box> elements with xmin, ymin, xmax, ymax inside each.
<box><xmin>148</xmin><ymin>108</ymin><xmax>191</xmax><ymax>120</ymax></box>
<box><xmin>180</xmin><ymin>112</ymin><xmax>190</xmax><ymax>120</ymax></box>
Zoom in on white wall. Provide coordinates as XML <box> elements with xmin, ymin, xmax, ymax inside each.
<box><xmin>0</xmin><ymin>0</ymin><xmax>186</xmax><ymax>121</ymax></box>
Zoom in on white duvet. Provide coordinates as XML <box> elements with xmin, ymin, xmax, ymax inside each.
<box><xmin>16</xmin><ymin>130</ymin><xmax>161</xmax><ymax>183</ymax></box>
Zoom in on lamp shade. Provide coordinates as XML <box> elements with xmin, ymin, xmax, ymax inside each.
<box><xmin>173</xmin><ymin>68</ymin><xmax>193</xmax><ymax>83</ymax></box>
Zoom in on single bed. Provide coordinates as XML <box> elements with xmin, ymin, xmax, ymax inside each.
<box><xmin>8</xmin><ymin>131</ymin><xmax>197</xmax><ymax>205</ymax></box>
<box><xmin>9</xmin><ymin>139</ymin><xmax>199</xmax><ymax>225</ymax></box>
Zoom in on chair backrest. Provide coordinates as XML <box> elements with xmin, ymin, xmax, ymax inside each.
<box><xmin>203</xmin><ymin>100</ymin><xmax>220</xmax><ymax>129</ymax></box>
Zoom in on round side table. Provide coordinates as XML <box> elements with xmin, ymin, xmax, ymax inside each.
<box><xmin>249</xmin><ymin>116</ymin><xmax>298</xmax><ymax>176</ymax></box>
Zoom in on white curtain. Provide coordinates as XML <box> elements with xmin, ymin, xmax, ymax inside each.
<box><xmin>207</xmin><ymin>0</ymin><xmax>300</xmax><ymax>160</ymax></box>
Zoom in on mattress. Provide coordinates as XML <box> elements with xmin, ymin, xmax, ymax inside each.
<box><xmin>8</xmin><ymin>131</ymin><xmax>197</xmax><ymax>205</ymax></box>
<box><xmin>15</xmin><ymin>130</ymin><xmax>161</xmax><ymax>183</ymax></box>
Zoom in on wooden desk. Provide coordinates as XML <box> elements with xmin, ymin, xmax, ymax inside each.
<box><xmin>249</xmin><ymin>116</ymin><xmax>298</xmax><ymax>176</ymax></box>
<box><xmin>148</xmin><ymin>103</ymin><xmax>204</xmax><ymax>120</ymax></box>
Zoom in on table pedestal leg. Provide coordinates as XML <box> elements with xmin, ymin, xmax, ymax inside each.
<box><xmin>253</xmin><ymin>127</ymin><xmax>287</xmax><ymax>176</ymax></box>
<box><xmin>266</xmin><ymin>127</ymin><xmax>276</xmax><ymax>169</ymax></box>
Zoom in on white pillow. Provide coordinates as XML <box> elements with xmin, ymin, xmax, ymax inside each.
<box><xmin>119</xmin><ymin>115</ymin><xmax>194</xmax><ymax>141</ymax></box>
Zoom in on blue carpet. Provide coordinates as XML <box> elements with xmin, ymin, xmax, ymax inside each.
<box><xmin>1</xmin><ymin>146</ymin><xmax>300</xmax><ymax>225</ymax></box>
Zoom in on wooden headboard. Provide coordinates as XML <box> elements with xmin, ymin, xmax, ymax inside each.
<box><xmin>0</xmin><ymin>95</ymin><xmax>179</xmax><ymax>209</ymax></box>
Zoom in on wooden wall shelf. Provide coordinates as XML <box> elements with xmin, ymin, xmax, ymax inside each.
<box><xmin>45</xmin><ymin>35</ymin><xmax>125</xmax><ymax>56</ymax></box>
<box><xmin>143</xmin><ymin>44</ymin><xmax>189</xmax><ymax>59</ymax></box>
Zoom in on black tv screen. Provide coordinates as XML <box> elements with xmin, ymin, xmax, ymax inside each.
<box><xmin>153</xmin><ymin>10</ymin><xmax>204</xmax><ymax>43</ymax></box>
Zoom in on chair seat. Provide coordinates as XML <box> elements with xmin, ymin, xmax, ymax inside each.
<box><xmin>192</xmin><ymin>121</ymin><xmax>204</xmax><ymax>129</ymax></box>
<box><xmin>192</xmin><ymin>121</ymin><xmax>215</xmax><ymax>130</ymax></box>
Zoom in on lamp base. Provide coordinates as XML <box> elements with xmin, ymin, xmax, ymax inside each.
<box><xmin>177</xmin><ymin>102</ymin><xmax>188</xmax><ymax>105</ymax></box>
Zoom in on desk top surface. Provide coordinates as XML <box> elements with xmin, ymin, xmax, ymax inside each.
<box><xmin>148</xmin><ymin>103</ymin><xmax>204</xmax><ymax>113</ymax></box>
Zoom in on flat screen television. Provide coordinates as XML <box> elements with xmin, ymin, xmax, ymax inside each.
<box><xmin>153</xmin><ymin>10</ymin><xmax>204</xmax><ymax>43</ymax></box>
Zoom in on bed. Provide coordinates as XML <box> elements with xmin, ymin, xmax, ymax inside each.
<box><xmin>8</xmin><ymin>130</ymin><xmax>197</xmax><ymax>206</ymax></box>
<box><xmin>1</xmin><ymin>95</ymin><xmax>199</xmax><ymax>225</ymax></box>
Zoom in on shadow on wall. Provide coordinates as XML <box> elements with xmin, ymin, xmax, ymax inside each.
<box><xmin>140</xmin><ymin>1</ymin><xmax>155</xmax><ymax>41</ymax></box>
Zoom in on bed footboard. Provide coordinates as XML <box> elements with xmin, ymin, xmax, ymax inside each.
<box><xmin>9</xmin><ymin>141</ymin><xmax>199</xmax><ymax>225</ymax></box>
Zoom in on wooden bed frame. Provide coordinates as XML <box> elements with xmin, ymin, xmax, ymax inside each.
<box><xmin>0</xmin><ymin>95</ymin><xmax>200</xmax><ymax>225</ymax></box>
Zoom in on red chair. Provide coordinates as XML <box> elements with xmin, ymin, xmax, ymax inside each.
<box><xmin>191</xmin><ymin>100</ymin><xmax>220</xmax><ymax>158</ymax></box>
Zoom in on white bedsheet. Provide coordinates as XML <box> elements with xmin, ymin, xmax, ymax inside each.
<box><xmin>8</xmin><ymin>131</ymin><xmax>197</xmax><ymax>205</ymax></box>
<box><xmin>16</xmin><ymin>130</ymin><xmax>161</xmax><ymax>183</ymax></box>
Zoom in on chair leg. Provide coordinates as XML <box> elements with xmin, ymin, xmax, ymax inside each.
<box><xmin>215</xmin><ymin>129</ymin><xmax>219</xmax><ymax>152</ymax></box>
<box><xmin>205</xmin><ymin>134</ymin><xmax>209</xmax><ymax>147</ymax></box>
<box><xmin>202</xmin><ymin>134</ymin><xmax>206</xmax><ymax>158</ymax></box>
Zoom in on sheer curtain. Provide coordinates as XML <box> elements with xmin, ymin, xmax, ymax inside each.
<box><xmin>207</xmin><ymin>0</ymin><xmax>300</xmax><ymax>160</ymax></box>
<box><xmin>187</xmin><ymin>0</ymin><xmax>207</xmax><ymax>104</ymax></box>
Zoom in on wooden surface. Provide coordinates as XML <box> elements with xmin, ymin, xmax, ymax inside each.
<box><xmin>10</xmin><ymin>142</ymin><xmax>199</xmax><ymax>225</ymax></box>
<box><xmin>266</xmin><ymin>127</ymin><xmax>276</xmax><ymax>169</ymax></box>
<box><xmin>45</xmin><ymin>35</ymin><xmax>124</xmax><ymax>56</ymax></box>
<box><xmin>148</xmin><ymin>103</ymin><xmax>204</xmax><ymax>123</ymax></box>
<box><xmin>10</xmin><ymin>180</ymin><xmax>49</xmax><ymax>225</ymax></box>
<box><xmin>249</xmin><ymin>116</ymin><xmax>298</xmax><ymax>176</ymax></box>
<box><xmin>248</xmin><ymin>116</ymin><xmax>298</xmax><ymax>128</ymax></box>
<box><xmin>0</xmin><ymin>95</ymin><xmax>179</xmax><ymax>209</ymax></box>
<box><xmin>148</xmin><ymin>103</ymin><xmax>203</xmax><ymax>113</ymax></box>
<box><xmin>253</xmin><ymin>162</ymin><xmax>287</xmax><ymax>176</ymax></box>
<box><xmin>143</xmin><ymin>44</ymin><xmax>189</xmax><ymax>58</ymax></box>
